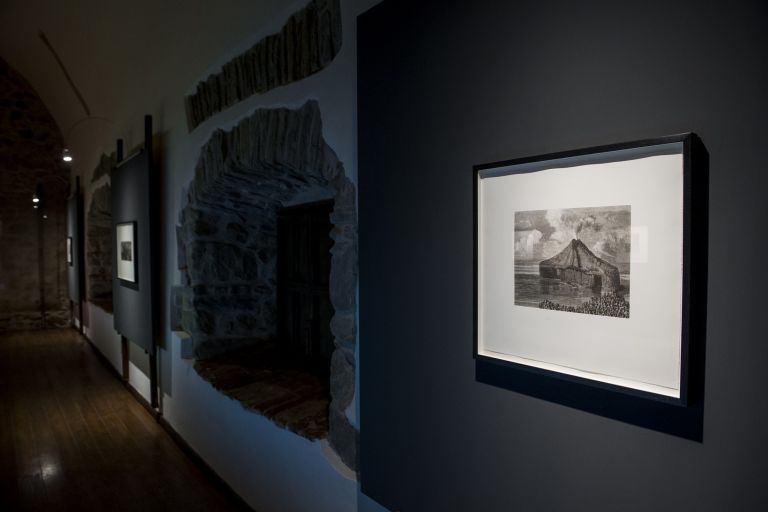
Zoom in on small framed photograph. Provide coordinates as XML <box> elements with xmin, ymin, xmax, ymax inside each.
<box><xmin>67</xmin><ymin>237</ymin><xmax>73</xmax><ymax>266</ymax></box>
<box><xmin>474</xmin><ymin>133</ymin><xmax>701</xmax><ymax>405</ymax></box>
<box><xmin>116</xmin><ymin>221</ymin><xmax>138</xmax><ymax>285</ymax></box>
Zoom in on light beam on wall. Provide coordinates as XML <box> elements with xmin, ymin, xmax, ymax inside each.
<box><xmin>59</xmin><ymin>118</ymin><xmax>114</xmax><ymax>163</ymax></box>
<box><xmin>39</xmin><ymin>31</ymin><xmax>114</xmax><ymax>164</ymax></box>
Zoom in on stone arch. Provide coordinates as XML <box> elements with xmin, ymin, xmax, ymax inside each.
<box><xmin>0</xmin><ymin>57</ymin><xmax>69</xmax><ymax>330</ymax></box>
<box><xmin>86</xmin><ymin>180</ymin><xmax>112</xmax><ymax>311</ymax></box>
<box><xmin>172</xmin><ymin>100</ymin><xmax>358</xmax><ymax>468</ymax></box>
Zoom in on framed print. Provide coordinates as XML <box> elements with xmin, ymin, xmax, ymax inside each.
<box><xmin>474</xmin><ymin>133</ymin><xmax>703</xmax><ymax>406</ymax></box>
<box><xmin>66</xmin><ymin>237</ymin><xmax>73</xmax><ymax>266</ymax></box>
<box><xmin>116</xmin><ymin>221</ymin><xmax>138</xmax><ymax>285</ymax></box>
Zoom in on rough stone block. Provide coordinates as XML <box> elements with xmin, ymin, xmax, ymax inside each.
<box><xmin>226</xmin><ymin>222</ymin><xmax>248</xmax><ymax>243</ymax></box>
<box><xmin>90</xmin><ymin>152</ymin><xmax>116</xmax><ymax>183</ymax></box>
<box><xmin>330</xmin><ymin>312</ymin><xmax>355</xmax><ymax>344</ymax></box>
<box><xmin>330</xmin><ymin>245</ymin><xmax>357</xmax><ymax>311</ymax></box>
<box><xmin>181</xmin><ymin>310</ymin><xmax>199</xmax><ymax>335</ymax></box>
<box><xmin>176</xmin><ymin>225</ymin><xmax>186</xmax><ymax>270</ymax></box>
<box><xmin>333</xmin><ymin>174</ymin><xmax>356</xmax><ymax>210</ymax></box>
<box><xmin>330</xmin><ymin>347</ymin><xmax>355</xmax><ymax>409</ymax></box>
<box><xmin>170</xmin><ymin>286</ymin><xmax>184</xmax><ymax>331</ymax></box>
<box><xmin>328</xmin><ymin>406</ymin><xmax>359</xmax><ymax>472</ymax></box>
<box><xmin>194</xmin><ymin>217</ymin><xmax>219</xmax><ymax>236</ymax></box>
<box><xmin>178</xmin><ymin>331</ymin><xmax>195</xmax><ymax>359</ymax></box>
<box><xmin>184</xmin><ymin>0</ymin><xmax>342</xmax><ymax>131</ymax></box>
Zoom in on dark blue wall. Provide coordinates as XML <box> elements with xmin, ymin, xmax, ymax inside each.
<box><xmin>66</xmin><ymin>190</ymin><xmax>82</xmax><ymax>304</ymax></box>
<box><xmin>358</xmin><ymin>1</ymin><xmax>768</xmax><ymax>510</ymax></box>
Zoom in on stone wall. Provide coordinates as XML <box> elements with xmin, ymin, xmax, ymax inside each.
<box><xmin>184</xmin><ymin>0</ymin><xmax>342</xmax><ymax>130</ymax></box>
<box><xmin>0</xmin><ymin>58</ymin><xmax>69</xmax><ymax>331</ymax></box>
<box><xmin>90</xmin><ymin>152</ymin><xmax>115</xmax><ymax>184</ymax></box>
<box><xmin>87</xmin><ymin>181</ymin><xmax>113</xmax><ymax>311</ymax></box>
<box><xmin>86</xmin><ymin>152</ymin><xmax>115</xmax><ymax>311</ymax></box>
<box><xmin>172</xmin><ymin>100</ymin><xmax>358</xmax><ymax>469</ymax></box>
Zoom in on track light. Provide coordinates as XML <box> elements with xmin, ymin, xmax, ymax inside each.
<box><xmin>32</xmin><ymin>194</ymin><xmax>40</xmax><ymax>203</ymax></box>
<box><xmin>60</xmin><ymin>117</ymin><xmax>115</xmax><ymax>164</ymax></box>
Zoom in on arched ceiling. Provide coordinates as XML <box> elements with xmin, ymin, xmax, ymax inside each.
<box><xmin>0</xmin><ymin>0</ymin><xmax>293</xmax><ymax>137</ymax></box>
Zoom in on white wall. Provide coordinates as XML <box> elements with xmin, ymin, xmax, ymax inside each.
<box><xmin>69</xmin><ymin>1</ymin><xmax>389</xmax><ymax>511</ymax></box>
<box><xmin>163</xmin><ymin>332</ymin><xmax>358</xmax><ymax>512</ymax></box>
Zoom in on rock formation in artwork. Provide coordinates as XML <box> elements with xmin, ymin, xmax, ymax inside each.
<box><xmin>539</xmin><ymin>239</ymin><xmax>621</xmax><ymax>295</ymax></box>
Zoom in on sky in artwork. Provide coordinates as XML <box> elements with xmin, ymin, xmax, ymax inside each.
<box><xmin>514</xmin><ymin>205</ymin><xmax>631</xmax><ymax>265</ymax></box>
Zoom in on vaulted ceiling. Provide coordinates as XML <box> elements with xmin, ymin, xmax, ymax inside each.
<box><xmin>0</xmin><ymin>0</ymin><xmax>291</xmax><ymax>137</ymax></box>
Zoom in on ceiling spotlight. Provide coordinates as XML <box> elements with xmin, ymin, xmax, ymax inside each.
<box><xmin>43</xmin><ymin>214</ymin><xmax>48</xmax><ymax>219</ymax></box>
<box><xmin>32</xmin><ymin>194</ymin><xmax>40</xmax><ymax>203</ymax></box>
<box><xmin>62</xmin><ymin>148</ymin><xmax>73</xmax><ymax>162</ymax></box>
<box><xmin>33</xmin><ymin>205</ymin><xmax>38</xmax><ymax>209</ymax></box>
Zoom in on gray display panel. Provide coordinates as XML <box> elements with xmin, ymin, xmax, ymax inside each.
<box><xmin>66</xmin><ymin>190</ymin><xmax>82</xmax><ymax>303</ymax></box>
<box><xmin>112</xmin><ymin>149</ymin><xmax>157</xmax><ymax>354</ymax></box>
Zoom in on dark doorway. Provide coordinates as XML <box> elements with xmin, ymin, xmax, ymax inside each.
<box><xmin>277</xmin><ymin>200</ymin><xmax>334</xmax><ymax>371</ymax></box>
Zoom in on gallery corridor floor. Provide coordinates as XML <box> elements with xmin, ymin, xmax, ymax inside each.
<box><xmin>0</xmin><ymin>328</ymin><xmax>251</xmax><ymax>512</ymax></box>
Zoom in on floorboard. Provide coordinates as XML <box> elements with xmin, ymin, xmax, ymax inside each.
<box><xmin>0</xmin><ymin>329</ymin><xmax>253</xmax><ymax>512</ymax></box>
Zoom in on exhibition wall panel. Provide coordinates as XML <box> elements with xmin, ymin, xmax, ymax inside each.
<box><xmin>66</xmin><ymin>179</ymin><xmax>84</xmax><ymax>305</ymax></box>
<box><xmin>111</xmin><ymin>118</ymin><xmax>158</xmax><ymax>355</ymax></box>
<box><xmin>359</xmin><ymin>1</ymin><xmax>768</xmax><ymax>510</ymax></box>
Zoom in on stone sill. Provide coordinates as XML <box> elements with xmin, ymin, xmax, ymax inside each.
<box><xmin>170</xmin><ymin>330</ymin><xmax>357</xmax><ymax>478</ymax></box>
<box><xmin>89</xmin><ymin>298</ymin><xmax>114</xmax><ymax>314</ymax></box>
<box><xmin>192</xmin><ymin>341</ymin><xmax>331</xmax><ymax>441</ymax></box>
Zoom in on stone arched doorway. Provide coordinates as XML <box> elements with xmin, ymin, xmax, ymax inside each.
<box><xmin>86</xmin><ymin>178</ymin><xmax>113</xmax><ymax>311</ymax></box>
<box><xmin>172</xmin><ymin>100</ymin><xmax>357</xmax><ymax>469</ymax></box>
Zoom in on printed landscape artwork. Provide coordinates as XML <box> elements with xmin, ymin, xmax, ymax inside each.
<box><xmin>121</xmin><ymin>241</ymin><xmax>133</xmax><ymax>262</ymax></box>
<box><xmin>115</xmin><ymin>222</ymin><xmax>136</xmax><ymax>283</ymax></box>
<box><xmin>514</xmin><ymin>205</ymin><xmax>631</xmax><ymax>318</ymax></box>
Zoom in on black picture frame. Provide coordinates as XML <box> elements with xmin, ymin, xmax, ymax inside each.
<box><xmin>473</xmin><ymin>133</ymin><xmax>708</xmax><ymax>437</ymax></box>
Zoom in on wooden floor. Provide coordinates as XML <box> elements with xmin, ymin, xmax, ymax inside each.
<box><xmin>0</xmin><ymin>329</ymin><xmax>252</xmax><ymax>512</ymax></box>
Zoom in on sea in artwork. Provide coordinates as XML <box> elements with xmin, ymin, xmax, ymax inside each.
<box><xmin>514</xmin><ymin>206</ymin><xmax>631</xmax><ymax>318</ymax></box>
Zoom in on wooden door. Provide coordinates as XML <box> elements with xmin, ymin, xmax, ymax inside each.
<box><xmin>277</xmin><ymin>200</ymin><xmax>334</xmax><ymax>368</ymax></box>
